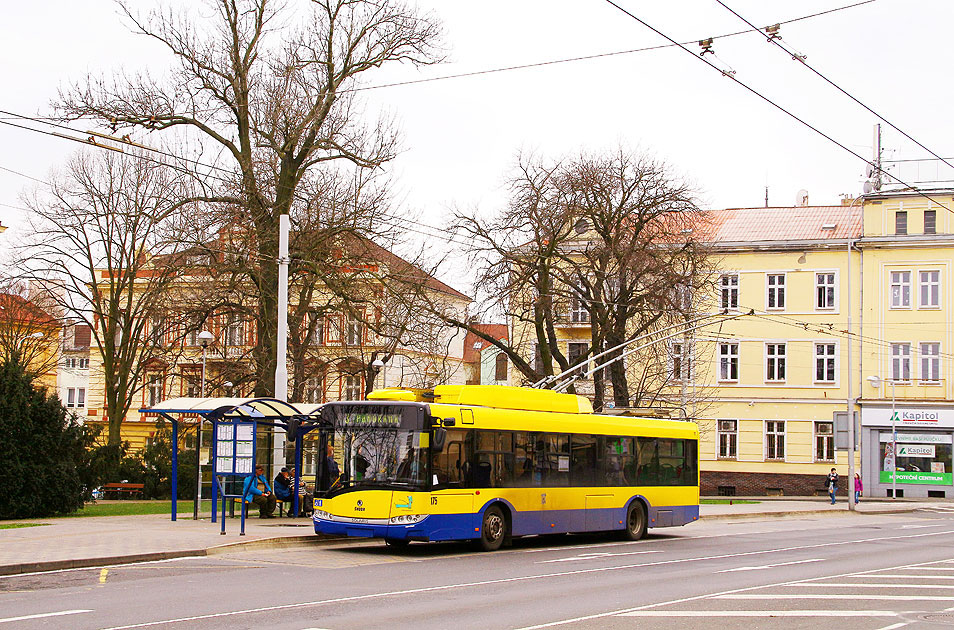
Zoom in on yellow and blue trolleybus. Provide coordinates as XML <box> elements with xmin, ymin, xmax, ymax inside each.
<box><xmin>313</xmin><ymin>385</ymin><xmax>698</xmax><ymax>550</ymax></box>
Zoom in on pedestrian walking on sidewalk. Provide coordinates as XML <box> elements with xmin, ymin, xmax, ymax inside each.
<box><xmin>826</xmin><ymin>468</ymin><xmax>838</xmax><ymax>504</ymax></box>
<box><xmin>854</xmin><ymin>473</ymin><xmax>863</xmax><ymax>503</ymax></box>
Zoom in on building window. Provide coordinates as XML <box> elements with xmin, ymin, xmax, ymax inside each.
<box><xmin>896</xmin><ymin>211</ymin><xmax>908</xmax><ymax>235</ymax></box>
<box><xmin>146</xmin><ymin>374</ymin><xmax>164</xmax><ymax>407</ymax></box>
<box><xmin>567</xmin><ymin>342</ymin><xmax>589</xmax><ymax>380</ymax></box>
<box><xmin>765</xmin><ymin>420</ymin><xmax>785</xmax><ymax>460</ymax></box>
<box><xmin>891</xmin><ymin>342</ymin><xmax>911</xmax><ymax>382</ymax></box>
<box><xmin>815</xmin><ymin>273</ymin><xmax>836</xmax><ymax>309</ymax></box>
<box><xmin>890</xmin><ymin>271</ymin><xmax>911</xmax><ymax>308</ymax></box>
<box><xmin>720</xmin><ymin>274</ymin><xmax>739</xmax><ymax>309</ymax></box>
<box><xmin>925</xmin><ymin>210</ymin><xmax>937</xmax><ymax>234</ymax></box>
<box><xmin>718</xmin><ymin>420</ymin><xmax>737</xmax><ymax>459</ymax></box>
<box><xmin>66</xmin><ymin>387</ymin><xmax>77</xmax><ymax>407</ymax></box>
<box><xmin>766</xmin><ymin>343</ymin><xmax>786</xmax><ymax>382</ymax></box>
<box><xmin>919</xmin><ymin>270</ymin><xmax>940</xmax><ymax>308</ymax></box>
<box><xmin>308</xmin><ymin>312</ymin><xmax>324</xmax><ymax>345</ymax></box>
<box><xmin>225</xmin><ymin>317</ymin><xmax>245</xmax><ymax>346</ymax></box>
<box><xmin>345</xmin><ymin>317</ymin><xmax>363</xmax><ymax>347</ymax></box>
<box><xmin>184</xmin><ymin>375</ymin><xmax>201</xmax><ymax>398</ymax></box>
<box><xmin>671</xmin><ymin>340</ymin><xmax>692</xmax><ymax>382</ymax></box>
<box><xmin>343</xmin><ymin>374</ymin><xmax>362</xmax><ymax>400</ymax></box>
<box><xmin>305</xmin><ymin>376</ymin><xmax>324</xmax><ymax>404</ymax></box>
<box><xmin>766</xmin><ymin>274</ymin><xmax>785</xmax><ymax>310</ymax></box>
<box><xmin>921</xmin><ymin>342</ymin><xmax>941</xmax><ymax>383</ymax></box>
<box><xmin>494</xmin><ymin>353</ymin><xmax>508</xmax><ymax>382</ymax></box>
<box><xmin>815</xmin><ymin>422</ymin><xmax>834</xmax><ymax>462</ymax></box>
<box><xmin>64</xmin><ymin>357</ymin><xmax>88</xmax><ymax>369</ymax></box>
<box><xmin>815</xmin><ymin>343</ymin><xmax>836</xmax><ymax>383</ymax></box>
<box><xmin>719</xmin><ymin>343</ymin><xmax>739</xmax><ymax>382</ymax></box>
<box><xmin>569</xmin><ymin>295</ymin><xmax>590</xmax><ymax>323</ymax></box>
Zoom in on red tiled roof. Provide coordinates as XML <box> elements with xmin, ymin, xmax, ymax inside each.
<box><xmin>700</xmin><ymin>206</ymin><xmax>862</xmax><ymax>243</ymax></box>
<box><xmin>0</xmin><ymin>293</ymin><xmax>56</xmax><ymax>326</ymax></box>
<box><xmin>463</xmin><ymin>325</ymin><xmax>509</xmax><ymax>363</ymax></box>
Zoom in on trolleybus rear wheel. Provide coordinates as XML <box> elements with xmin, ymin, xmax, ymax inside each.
<box><xmin>478</xmin><ymin>505</ymin><xmax>507</xmax><ymax>551</ymax></box>
<box><xmin>623</xmin><ymin>502</ymin><xmax>647</xmax><ymax>541</ymax></box>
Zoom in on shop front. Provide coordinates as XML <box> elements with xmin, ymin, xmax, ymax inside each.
<box><xmin>860</xmin><ymin>405</ymin><xmax>954</xmax><ymax>498</ymax></box>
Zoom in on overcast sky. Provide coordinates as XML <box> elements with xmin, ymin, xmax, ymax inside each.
<box><xmin>2</xmin><ymin>0</ymin><xmax>952</xmax><ymax>262</ymax></box>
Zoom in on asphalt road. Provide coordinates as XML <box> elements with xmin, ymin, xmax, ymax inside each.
<box><xmin>5</xmin><ymin>507</ymin><xmax>954</xmax><ymax>630</ymax></box>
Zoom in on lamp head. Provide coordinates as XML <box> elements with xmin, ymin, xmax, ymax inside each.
<box><xmin>371</xmin><ymin>358</ymin><xmax>385</xmax><ymax>371</ymax></box>
<box><xmin>867</xmin><ymin>375</ymin><xmax>881</xmax><ymax>388</ymax></box>
<box><xmin>197</xmin><ymin>330</ymin><xmax>214</xmax><ymax>348</ymax></box>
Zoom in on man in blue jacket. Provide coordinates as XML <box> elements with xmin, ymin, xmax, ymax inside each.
<box><xmin>243</xmin><ymin>464</ymin><xmax>276</xmax><ymax>518</ymax></box>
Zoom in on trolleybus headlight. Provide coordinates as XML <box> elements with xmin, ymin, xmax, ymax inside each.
<box><xmin>388</xmin><ymin>514</ymin><xmax>427</xmax><ymax>525</ymax></box>
<box><xmin>314</xmin><ymin>510</ymin><xmax>331</xmax><ymax>520</ymax></box>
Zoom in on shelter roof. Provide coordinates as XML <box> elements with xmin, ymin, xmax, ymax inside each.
<box><xmin>700</xmin><ymin>206</ymin><xmax>862</xmax><ymax>243</ymax></box>
<box><xmin>140</xmin><ymin>397</ymin><xmax>310</xmax><ymax>418</ymax></box>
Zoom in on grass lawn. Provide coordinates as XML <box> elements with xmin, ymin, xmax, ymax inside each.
<box><xmin>700</xmin><ymin>499</ymin><xmax>760</xmax><ymax>504</ymax></box>
<box><xmin>62</xmin><ymin>500</ymin><xmax>215</xmax><ymax>518</ymax></box>
<box><xmin>0</xmin><ymin>523</ymin><xmax>49</xmax><ymax>529</ymax></box>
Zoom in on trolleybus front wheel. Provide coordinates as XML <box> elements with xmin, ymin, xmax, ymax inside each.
<box><xmin>478</xmin><ymin>505</ymin><xmax>507</xmax><ymax>551</ymax></box>
<box><xmin>385</xmin><ymin>538</ymin><xmax>410</xmax><ymax>548</ymax></box>
<box><xmin>622</xmin><ymin>502</ymin><xmax>647</xmax><ymax>541</ymax></box>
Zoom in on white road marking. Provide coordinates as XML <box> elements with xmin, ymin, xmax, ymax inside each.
<box><xmin>790</xmin><ymin>583</ymin><xmax>954</xmax><ymax>589</ymax></box>
<box><xmin>616</xmin><ymin>610</ymin><xmax>898</xmax><ymax>617</ymax></box>
<box><xmin>861</xmin><ymin>574</ymin><xmax>954</xmax><ymax>579</ymax></box>
<box><xmin>717</xmin><ymin>558</ymin><xmax>824</xmax><ymax>572</ymax></box>
<box><xmin>0</xmin><ymin>556</ymin><xmax>192</xmax><ymax>579</ymax></box>
<box><xmin>875</xmin><ymin>624</ymin><xmax>909</xmax><ymax>630</ymax></box>
<box><xmin>0</xmin><ymin>610</ymin><xmax>92</xmax><ymax>624</ymax></box>
<box><xmin>99</xmin><ymin>531</ymin><xmax>954</xmax><ymax>630</ymax></box>
<box><xmin>514</xmin><ymin>555</ymin><xmax>954</xmax><ymax>629</ymax></box>
<box><xmin>900</xmin><ymin>524</ymin><xmax>942</xmax><ymax>529</ymax></box>
<box><xmin>912</xmin><ymin>567</ymin><xmax>954</xmax><ymax>571</ymax></box>
<box><xmin>538</xmin><ymin>550</ymin><xmax>662</xmax><ymax>563</ymax></box>
<box><xmin>719</xmin><ymin>594</ymin><xmax>954</xmax><ymax>601</ymax></box>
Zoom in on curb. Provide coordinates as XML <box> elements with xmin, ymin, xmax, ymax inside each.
<box><xmin>0</xmin><ymin>534</ymin><xmax>362</xmax><ymax>577</ymax></box>
<box><xmin>701</xmin><ymin>506</ymin><xmax>924</xmax><ymax>521</ymax></box>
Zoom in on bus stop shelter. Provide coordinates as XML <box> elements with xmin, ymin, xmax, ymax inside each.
<box><xmin>139</xmin><ymin>397</ymin><xmax>324</xmax><ymax>526</ymax></box>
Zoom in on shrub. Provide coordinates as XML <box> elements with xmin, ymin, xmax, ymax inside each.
<box><xmin>0</xmin><ymin>361</ymin><xmax>85</xmax><ymax>518</ymax></box>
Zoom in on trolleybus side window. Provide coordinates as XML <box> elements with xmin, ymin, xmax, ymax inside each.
<box><xmin>570</xmin><ymin>434</ymin><xmax>599</xmax><ymax>486</ymax></box>
<box><xmin>545</xmin><ymin>434</ymin><xmax>570</xmax><ymax>486</ymax></box>
<box><xmin>473</xmin><ymin>430</ymin><xmax>516</xmax><ymax>488</ymax></box>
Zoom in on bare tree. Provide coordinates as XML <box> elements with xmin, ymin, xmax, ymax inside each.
<box><xmin>17</xmin><ymin>151</ymin><xmax>191</xmax><ymax>453</ymax></box>
<box><xmin>443</xmin><ymin>149</ymin><xmax>714</xmax><ymax>410</ymax></box>
<box><xmin>56</xmin><ymin>0</ymin><xmax>442</xmax><ymax>396</ymax></box>
<box><xmin>0</xmin><ymin>280</ymin><xmax>60</xmax><ymax>381</ymax></box>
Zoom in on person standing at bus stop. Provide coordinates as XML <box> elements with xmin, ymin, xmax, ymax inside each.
<box><xmin>243</xmin><ymin>464</ymin><xmax>276</xmax><ymax>518</ymax></box>
<box><xmin>826</xmin><ymin>468</ymin><xmax>838</xmax><ymax>505</ymax></box>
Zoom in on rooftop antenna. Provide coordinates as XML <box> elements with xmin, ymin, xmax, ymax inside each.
<box><xmin>764</xmin><ymin>185</ymin><xmax>769</xmax><ymax>208</ymax></box>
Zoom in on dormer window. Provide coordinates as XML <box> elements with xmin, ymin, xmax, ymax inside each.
<box><xmin>821</xmin><ymin>223</ymin><xmax>836</xmax><ymax>230</ymax></box>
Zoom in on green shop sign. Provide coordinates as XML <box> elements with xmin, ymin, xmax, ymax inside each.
<box><xmin>879</xmin><ymin>471</ymin><xmax>953</xmax><ymax>485</ymax></box>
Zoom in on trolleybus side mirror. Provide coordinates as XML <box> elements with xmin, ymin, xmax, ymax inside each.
<box><xmin>442</xmin><ymin>417</ymin><xmax>456</xmax><ymax>427</ymax></box>
<box><xmin>433</xmin><ymin>428</ymin><xmax>447</xmax><ymax>451</ymax></box>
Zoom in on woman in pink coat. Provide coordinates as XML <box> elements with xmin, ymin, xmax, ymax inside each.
<box><xmin>854</xmin><ymin>473</ymin><xmax>863</xmax><ymax>503</ymax></box>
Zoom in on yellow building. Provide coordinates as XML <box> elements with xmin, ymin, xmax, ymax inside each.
<box><xmin>509</xmin><ymin>189</ymin><xmax>954</xmax><ymax>498</ymax></box>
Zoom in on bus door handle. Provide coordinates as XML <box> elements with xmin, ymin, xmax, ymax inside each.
<box><xmin>541</xmin><ymin>493</ymin><xmax>546</xmax><ymax>505</ymax></box>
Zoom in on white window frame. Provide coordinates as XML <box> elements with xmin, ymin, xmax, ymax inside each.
<box><xmin>814</xmin><ymin>342</ymin><xmax>837</xmax><ymax>384</ymax></box>
<box><xmin>305</xmin><ymin>376</ymin><xmax>324</xmax><ymax>404</ymax></box>
<box><xmin>345</xmin><ymin>317</ymin><xmax>363</xmax><ymax>347</ymax></box>
<box><xmin>765</xmin><ymin>342</ymin><xmax>786</xmax><ymax>382</ymax></box>
<box><xmin>717</xmin><ymin>419</ymin><xmax>737</xmax><ymax>459</ymax></box>
<box><xmin>569</xmin><ymin>295</ymin><xmax>590</xmax><ymax>323</ymax></box>
<box><xmin>147</xmin><ymin>374</ymin><xmax>164</xmax><ymax>407</ymax></box>
<box><xmin>66</xmin><ymin>387</ymin><xmax>76</xmax><ymax>408</ymax></box>
<box><xmin>79</xmin><ymin>357</ymin><xmax>89</xmax><ymax>369</ymax></box>
<box><xmin>719</xmin><ymin>342</ymin><xmax>739</xmax><ymax>382</ymax></box>
<box><xmin>225</xmin><ymin>317</ymin><xmax>245</xmax><ymax>347</ymax></box>
<box><xmin>76</xmin><ymin>387</ymin><xmax>86</xmax><ymax>408</ymax></box>
<box><xmin>890</xmin><ymin>270</ymin><xmax>912</xmax><ymax>309</ymax></box>
<box><xmin>765</xmin><ymin>420</ymin><xmax>785</xmax><ymax>460</ymax></box>
<box><xmin>920</xmin><ymin>342</ymin><xmax>941</xmax><ymax>384</ymax></box>
<box><xmin>766</xmin><ymin>273</ymin><xmax>786</xmax><ymax>310</ymax></box>
<box><xmin>670</xmin><ymin>339</ymin><xmax>692</xmax><ymax>382</ymax></box>
<box><xmin>814</xmin><ymin>421</ymin><xmax>834</xmax><ymax>462</ymax></box>
<box><xmin>919</xmin><ymin>270</ymin><xmax>941</xmax><ymax>309</ymax></box>
<box><xmin>720</xmin><ymin>274</ymin><xmax>739</xmax><ymax>310</ymax></box>
<box><xmin>567</xmin><ymin>341</ymin><xmax>590</xmax><ymax>380</ymax></box>
<box><xmin>815</xmin><ymin>272</ymin><xmax>837</xmax><ymax>310</ymax></box>
<box><xmin>891</xmin><ymin>342</ymin><xmax>912</xmax><ymax>382</ymax></box>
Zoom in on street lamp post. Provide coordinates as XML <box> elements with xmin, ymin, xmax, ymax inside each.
<box><xmin>867</xmin><ymin>375</ymin><xmax>897</xmax><ymax>500</ymax></box>
<box><xmin>196</xmin><ymin>330</ymin><xmax>214</xmax><ymax>519</ymax></box>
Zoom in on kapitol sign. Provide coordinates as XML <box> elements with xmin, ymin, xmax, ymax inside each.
<box><xmin>862</xmin><ymin>407</ymin><xmax>954</xmax><ymax>429</ymax></box>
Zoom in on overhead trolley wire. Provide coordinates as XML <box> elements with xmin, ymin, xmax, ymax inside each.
<box><xmin>713</xmin><ymin>0</ymin><xmax>954</xmax><ymax>178</ymax></box>
<box><xmin>601</xmin><ymin>0</ymin><xmax>954</xmax><ymax>214</ymax></box>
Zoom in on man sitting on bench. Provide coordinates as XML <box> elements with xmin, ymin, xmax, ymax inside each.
<box><xmin>243</xmin><ymin>464</ymin><xmax>276</xmax><ymax>518</ymax></box>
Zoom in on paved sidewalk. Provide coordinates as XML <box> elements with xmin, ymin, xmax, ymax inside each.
<box><xmin>0</xmin><ymin>498</ymin><xmax>941</xmax><ymax>575</ymax></box>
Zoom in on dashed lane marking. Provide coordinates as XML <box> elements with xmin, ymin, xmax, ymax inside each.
<box><xmin>616</xmin><ymin>610</ymin><xmax>899</xmax><ymax>617</ymax></box>
<box><xmin>718</xmin><ymin>594</ymin><xmax>954</xmax><ymax>601</ymax></box>
<box><xmin>0</xmin><ymin>610</ymin><xmax>92</xmax><ymax>624</ymax></box>
<box><xmin>717</xmin><ymin>558</ymin><xmax>824</xmax><ymax>572</ymax></box>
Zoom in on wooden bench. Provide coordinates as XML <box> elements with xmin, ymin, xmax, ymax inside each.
<box><xmin>103</xmin><ymin>483</ymin><xmax>144</xmax><ymax>499</ymax></box>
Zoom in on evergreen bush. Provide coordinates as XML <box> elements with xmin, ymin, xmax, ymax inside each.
<box><xmin>0</xmin><ymin>361</ymin><xmax>85</xmax><ymax>518</ymax></box>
